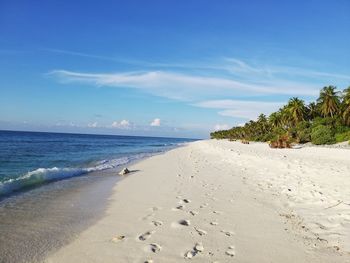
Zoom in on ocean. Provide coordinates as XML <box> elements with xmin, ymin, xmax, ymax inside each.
<box><xmin>0</xmin><ymin>130</ymin><xmax>194</xmax><ymax>198</ymax></box>
<box><xmin>0</xmin><ymin>130</ymin><xmax>195</xmax><ymax>262</ymax></box>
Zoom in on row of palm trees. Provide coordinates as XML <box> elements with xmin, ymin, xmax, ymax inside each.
<box><xmin>211</xmin><ymin>86</ymin><xmax>350</xmax><ymax>142</ymax></box>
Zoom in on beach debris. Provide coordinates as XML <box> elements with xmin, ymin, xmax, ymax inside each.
<box><xmin>179</xmin><ymin>219</ymin><xmax>191</xmax><ymax>226</ymax></box>
<box><xmin>138</xmin><ymin>230</ymin><xmax>155</xmax><ymax>241</ymax></box>
<box><xmin>325</xmin><ymin>200</ymin><xmax>343</xmax><ymax>209</ymax></box>
<box><xmin>149</xmin><ymin>243</ymin><xmax>162</xmax><ymax>253</ymax></box>
<box><xmin>210</xmin><ymin>221</ymin><xmax>218</xmax><ymax>226</ymax></box>
<box><xmin>111</xmin><ymin>235</ymin><xmax>126</xmax><ymax>243</ymax></box>
<box><xmin>144</xmin><ymin>260</ymin><xmax>153</xmax><ymax>263</ymax></box>
<box><xmin>119</xmin><ymin>167</ymin><xmax>130</xmax><ymax>175</ymax></box>
<box><xmin>183</xmin><ymin>198</ymin><xmax>191</xmax><ymax>203</ymax></box>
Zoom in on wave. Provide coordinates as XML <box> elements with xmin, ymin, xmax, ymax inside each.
<box><xmin>0</xmin><ymin>152</ymin><xmax>154</xmax><ymax>197</ymax></box>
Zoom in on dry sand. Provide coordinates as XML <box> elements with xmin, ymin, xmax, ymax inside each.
<box><xmin>45</xmin><ymin>140</ymin><xmax>350</xmax><ymax>263</ymax></box>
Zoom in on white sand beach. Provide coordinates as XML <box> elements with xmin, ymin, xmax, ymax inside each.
<box><xmin>46</xmin><ymin>140</ymin><xmax>350</xmax><ymax>263</ymax></box>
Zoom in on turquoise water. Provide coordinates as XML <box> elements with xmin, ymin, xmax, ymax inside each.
<box><xmin>0</xmin><ymin>130</ymin><xmax>195</xmax><ymax>197</ymax></box>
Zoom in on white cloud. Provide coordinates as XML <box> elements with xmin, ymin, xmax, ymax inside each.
<box><xmin>214</xmin><ymin>124</ymin><xmax>230</xmax><ymax>131</ymax></box>
<box><xmin>194</xmin><ymin>100</ymin><xmax>284</xmax><ymax>120</ymax></box>
<box><xmin>150</xmin><ymin>118</ymin><xmax>161</xmax><ymax>127</ymax></box>
<box><xmin>111</xmin><ymin>119</ymin><xmax>131</xmax><ymax>129</ymax></box>
<box><xmin>48</xmin><ymin>56</ymin><xmax>350</xmax><ymax>128</ymax></box>
<box><xmin>49</xmin><ymin>70</ymin><xmax>319</xmax><ymax>101</ymax></box>
<box><xmin>46</xmin><ymin>49</ymin><xmax>350</xmax><ymax>81</ymax></box>
<box><xmin>88</xmin><ymin>122</ymin><xmax>98</xmax><ymax>128</ymax></box>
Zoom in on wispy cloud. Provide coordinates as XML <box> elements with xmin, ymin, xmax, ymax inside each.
<box><xmin>47</xmin><ymin>52</ymin><xmax>349</xmax><ymax>123</ymax></box>
<box><xmin>44</xmin><ymin>48</ymin><xmax>350</xmax><ymax>81</ymax></box>
<box><xmin>49</xmin><ymin>69</ymin><xmax>319</xmax><ymax>101</ymax></box>
<box><xmin>221</xmin><ymin>57</ymin><xmax>350</xmax><ymax>81</ymax></box>
<box><xmin>194</xmin><ymin>99</ymin><xmax>284</xmax><ymax>119</ymax></box>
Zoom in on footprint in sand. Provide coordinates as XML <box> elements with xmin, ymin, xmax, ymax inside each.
<box><xmin>221</xmin><ymin>230</ymin><xmax>235</xmax><ymax>236</ymax></box>
<box><xmin>110</xmin><ymin>235</ymin><xmax>126</xmax><ymax>243</ymax></box>
<box><xmin>146</xmin><ymin>243</ymin><xmax>162</xmax><ymax>253</ymax></box>
<box><xmin>189</xmin><ymin>210</ymin><xmax>198</xmax><ymax>216</ymax></box>
<box><xmin>213</xmin><ymin>211</ymin><xmax>223</xmax><ymax>215</ymax></box>
<box><xmin>225</xmin><ymin>245</ymin><xmax>235</xmax><ymax>257</ymax></box>
<box><xmin>151</xmin><ymin>220</ymin><xmax>163</xmax><ymax>227</ymax></box>
<box><xmin>194</xmin><ymin>227</ymin><xmax>207</xmax><ymax>236</ymax></box>
<box><xmin>138</xmin><ymin>231</ymin><xmax>155</xmax><ymax>241</ymax></box>
<box><xmin>200</xmin><ymin>203</ymin><xmax>209</xmax><ymax>208</ymax></box>
<box><xmin>141</xmin><ymin>213</ymin><xmax>155</xmax><ymax>221</ymax></box>
<box><xmin>172</xmin><ymin>205</ymin><xmax>185</xmax><ymax>211</ymax></box>
<box><xmin>184</xmin><ymin>242</ymin><xmax>204</xmax><ymax>259</ymax></box>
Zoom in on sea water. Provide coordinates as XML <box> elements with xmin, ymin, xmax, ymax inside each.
<box><xmin>0</xmin><ymin>130</ymin><xmax>195</xmax><ymax>262</ymax></box>
<box><xmin>0</xmin><ymin>130</ymin><xmax>193</xmax><ymax>198</ymax></box>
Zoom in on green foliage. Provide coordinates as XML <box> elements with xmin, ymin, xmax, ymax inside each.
<box><xmin>210</xmin><ymin>85</ymin><xmax>350</xmax><ymax>145</ymax></box>
<box><xmin>335</xmin><ymin>131</ymin><xmax>350</xmax><ymax>143</ymax></box>
<box><xmin>311</xmin><ymin>125</ymin><xmax>336</xmax><ymax>145</ymax></box>
<box><xmin>295</xmin><ymin>121</ymin><xmax>311</xmax><ymax>143</ymax></box>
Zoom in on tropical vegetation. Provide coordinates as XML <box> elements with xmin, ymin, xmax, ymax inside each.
<box><xmin>210</xmin><ymin>86</ymin><xmax>350</xmax><ymax>145</ymax></box>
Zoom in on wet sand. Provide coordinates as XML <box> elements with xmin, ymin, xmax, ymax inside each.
<box><xmin>0</xmin><ymin>169</ymin><xmax>121</xmax><ymax>263</ymax></box>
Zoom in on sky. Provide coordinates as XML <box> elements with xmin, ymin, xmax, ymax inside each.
<box><xmin>0</xmin><ymin>0</ymin><xmax>349</xmax><ymax>138</ymax></box>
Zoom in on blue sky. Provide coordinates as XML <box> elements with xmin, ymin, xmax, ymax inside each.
<box><xmin>0</xmin><ymin>0</ymin><xmax>349</xmax><ymax>138</ymax></box>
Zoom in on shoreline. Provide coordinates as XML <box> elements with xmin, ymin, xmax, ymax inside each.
<box><xmin>45</xmin><ymin>140</ymin><xmax>350</xmax><ymax>262</ymax></box>
<box><xmin>0</xmin><ymin>143</ymin><xmax>190</xmax><ymax>263</ymax></box>
<box><xmin>0</xmin><ymin>169</ymin><xmax>121</xmax><ymax>263</ymax></box>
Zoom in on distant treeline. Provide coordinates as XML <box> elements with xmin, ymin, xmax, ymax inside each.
<box><xmin>210</xmin><ymin>86</ymin><xmax>350</xmax><ymax>145</ymax></box>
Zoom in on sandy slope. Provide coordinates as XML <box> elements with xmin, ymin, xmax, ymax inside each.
<box><xmin>46</xmin><ymin>140</ymin><xmax>350</xmax><ymax>263</ymax></box>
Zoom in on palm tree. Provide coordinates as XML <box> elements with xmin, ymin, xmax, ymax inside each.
<box><xmin>280</xmin><ymin>106</ymin><xmax>293</xmax><ymax>128</ymax></box>
<box><xmin>307</xmin><ymin>102</ymin><xmax>319</xmax><ymax>120</ymax></box>
<box><xmin>342</xmin><ymin>87</ymin><xmax>350</xmax><ymax>125</ymax></box>
<box><xmin>287</xmin><ymin>97</ymin><xmax>306</xmax><ymax>124</ymax></box>
<box><xmin>269</xmin><ymin>111</ymin><xmax>282</xmax><ymax>128</ymax></box>
<box><xmin>257</xmin><ymin>114</ymin><xmax>269</xmax><ymax>133</ymax></box>
<box><xmin>317</xmin><ymin>86</ymin><xmax>340</xmax><ymax>118</ymax></box>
